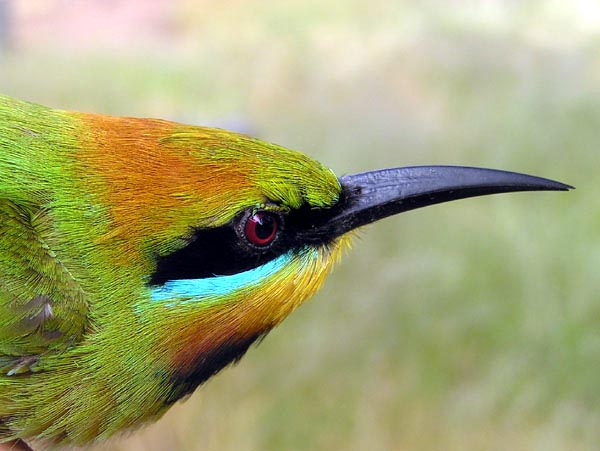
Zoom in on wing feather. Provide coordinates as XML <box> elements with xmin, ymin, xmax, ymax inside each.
<box><xmin>0</xmin><ymin>199</ymin><xmax>89</xmax><ymax>373</ymax></box>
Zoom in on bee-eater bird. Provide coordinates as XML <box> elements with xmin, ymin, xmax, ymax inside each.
<box><xmin>0</xmin><ymin>94</ymin><xmax>571</xmax><ymax>448</ymax></box>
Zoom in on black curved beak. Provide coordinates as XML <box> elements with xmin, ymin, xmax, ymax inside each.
<box><xmin>302</xmin><ymin>165</ymin><xmax>572</xmax><ymax>240</ymax></box>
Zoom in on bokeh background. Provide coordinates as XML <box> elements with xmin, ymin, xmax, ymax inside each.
<box><xmin>0</xmin><ymin>1</ymin><xmax>597</xmax><ymax>450</ymax></box>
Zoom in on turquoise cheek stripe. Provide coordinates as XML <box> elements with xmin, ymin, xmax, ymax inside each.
<box><xmin>150</xmin><ymin>250</ymin><xmax>298</xmax><ymax>303</ymax></box>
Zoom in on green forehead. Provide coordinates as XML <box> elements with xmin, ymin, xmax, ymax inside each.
<box><xmin>170</xmin><ymin>127</ymin><xmax>342</xmax><ymax>210</ymax></box>
<box><xmin>251</xmin><ymin>150</ymin><xmax>341</xmax><ymax>209</ymax></box>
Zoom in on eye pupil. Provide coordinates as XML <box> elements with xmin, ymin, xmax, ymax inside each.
<box><xmin>244</xmin><ymin>211</ymin><xmax>279</xmax><ymax>246</ymax></box>
<box><xmin>254</xmin><ymin>216</ymin><xmax>275</xmax><ymax>240</ymax></box>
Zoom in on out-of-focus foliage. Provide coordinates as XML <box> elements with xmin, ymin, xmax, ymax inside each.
<box><xmin>1</xmin><ymin>1</ymin><xmax>597</xmax><ymax>450</ymax></box>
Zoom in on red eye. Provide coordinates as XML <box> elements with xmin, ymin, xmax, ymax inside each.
<box><xmin>244</xmin><ymin>211</ymin><xmax>279</xmax><ymax>247</ymax></box>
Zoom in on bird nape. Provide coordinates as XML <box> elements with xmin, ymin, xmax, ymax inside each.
<box><xmin>0</xmin><ymin>94</ymin><xmax>572</xmax><ymax>448</ymax></box>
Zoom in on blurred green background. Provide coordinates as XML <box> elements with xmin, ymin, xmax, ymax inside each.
<box><xmin>1</xmin><ymin>1</ymin><xmax>597</xmax><ymax>450</ymax></box>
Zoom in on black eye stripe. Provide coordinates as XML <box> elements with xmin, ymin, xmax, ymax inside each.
<box><xmin>150</xmin><ymin>209</ymin><xmax>286</xmax><ymax>286</ymax></box>
<box><xmin>148</xmin><ymin>205</ymin><xmax>338</xmax><ymax>287</ymax></box>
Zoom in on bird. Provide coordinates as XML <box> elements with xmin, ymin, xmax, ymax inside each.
<box><xmin>0</xmin><ymin>93</ymin><xmax>571</xmax><ymax>449</ymax></box>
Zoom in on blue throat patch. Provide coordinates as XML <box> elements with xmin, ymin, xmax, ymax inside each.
<box><xmin>150</xmin><ymin>250</ymin><xmax>298</xmax><ymax>304</ymax></box>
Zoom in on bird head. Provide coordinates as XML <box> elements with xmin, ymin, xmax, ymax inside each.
<box><xmin>72</xmin><ymin>115</ymin><xmax>570</xmax><ymax>401</ymax></box>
